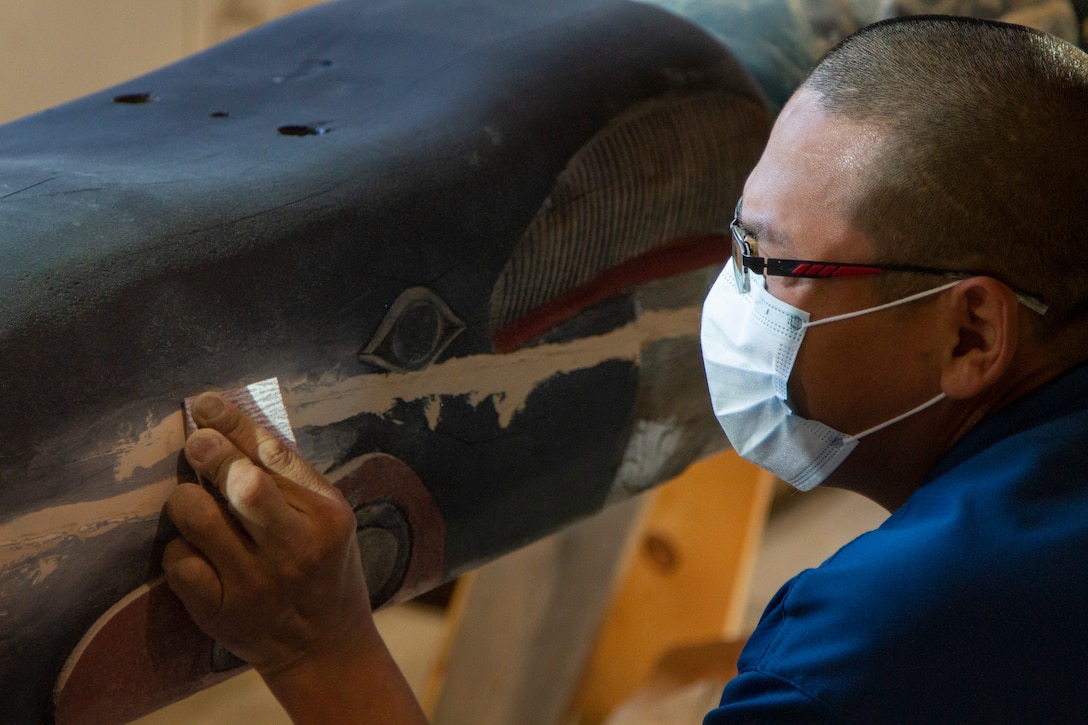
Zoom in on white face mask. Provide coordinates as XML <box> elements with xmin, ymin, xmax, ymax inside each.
<box><xmin>700</xmin><ymin>266</ymin><xmax>953</xmax><ymax>491</ymax></box>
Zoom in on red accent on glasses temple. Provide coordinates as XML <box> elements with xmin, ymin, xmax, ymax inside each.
<box><xmin>787</xmin><ymin>263</ymin><xmax>883</xmax><ymax>278</ymax></box>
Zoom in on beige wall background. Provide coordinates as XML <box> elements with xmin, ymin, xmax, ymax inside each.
<box><xmin>0</xmin><ymin>0</ymin><xmax>324</xmax><ymax>124</ymax></box>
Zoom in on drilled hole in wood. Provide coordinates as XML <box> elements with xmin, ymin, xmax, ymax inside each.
<box><xmin>113</xmin><ymin>93</ymin><xmax>155</xmax><ymax>104</ymax></box>
<box><xmin>643</xmin><ymin>532</ymin><xmax>680</xmax><ymax>573</ymax></box>
<box><xmin>278</xmin><ymin>124</ymin><xmax>327</xmax><ymax>136</ymax></box>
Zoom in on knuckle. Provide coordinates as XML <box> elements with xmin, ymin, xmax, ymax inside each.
<box><xmin>164</xmin><ymin>546</ymin><xmax>204</xmax><ymax>585</ymax></box>
<box><xmin>330</xmin><ymin>502</ymin><xmax>359</xmax><ymax>539</ymax></box>
<box><xmin>294</xmin><ymin>544</ymin><xmax>326</xmax><ymax>574</ymax></box>
<box><xmin>301</xmin><ymin>507</ymin><xmax>356</xmax><ymax>570</ymax></box>
<box><xmin>214</xmin><ymin>403</ymin><xmax>248</xmax><ymax>438</ymax></box>
<box><xmin>164</xmin><ymin>482</ymin><xmax>201</xmax><ymax>518</ymax></box>
<box><xmin>311</xmin><ymin>490</ymin><xmax>358</xmax><ymax>538</ymax></box>
<box><xmin>228</xmin><ymin>564</ymin><xmax>267</xmax><ymax>599</ymax></box>
<box><xmin>161</xmin><ymin>537</ymin><xmax>189</xmax><ymax>571</ymax></box>
<box><xmin>186</xmin><ymin>499</ymin><xmax>225</xmax><ymax>539</ymax></box>
<box><xmin>257</xmin><ymin>435</ymin><xmax>294</xmax><ymax>472</ymax></box>
<box><xmin>229</xmin><ymin>464</ymin><xmax>268</xmax><ymax>510</ymax></box>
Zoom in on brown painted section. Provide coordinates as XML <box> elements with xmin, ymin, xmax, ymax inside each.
<box><xmin>333</xmin><ymin>453</ymin><xmax>446</xmax><ymax>605</ymax></box>
<box><xmin>53</xmin><ymin>578</ymin><xmax>237</xmax><ymax>725</ymax></box>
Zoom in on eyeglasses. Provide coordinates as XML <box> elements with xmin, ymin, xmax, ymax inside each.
<box><xmin>729</xmin><ymin>198</ymin><xmax>1048</xmax><ymax>315</ymax></box>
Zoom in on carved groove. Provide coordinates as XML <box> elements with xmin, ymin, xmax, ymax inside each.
<box><xmin>488</xmin><ymin>91</ymin><xmax>768</xmax><ymax>339</ymax></box>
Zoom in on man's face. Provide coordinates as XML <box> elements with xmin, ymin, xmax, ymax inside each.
<box><xmin>738</xmin><ymin>89</ymin><xmax>947</xmax><ymax>448</ymax></box>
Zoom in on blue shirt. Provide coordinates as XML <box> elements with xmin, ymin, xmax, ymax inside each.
<box><xmin>705</xmin><ymin>364</ymin><xmax>1088</xmax><ymax>724</ymax></box>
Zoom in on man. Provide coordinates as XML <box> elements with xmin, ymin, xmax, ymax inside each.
<box><xmin>164</xmin><ymin>16</ymin><xmax>1088</xmax><ymax>723</ymax></box>
<box><xmin>698</xmin><ymin>14</ymin><xmax>1088</xmax><ymax>722</ymax></box>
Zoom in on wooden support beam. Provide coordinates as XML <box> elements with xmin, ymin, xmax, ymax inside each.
<box><xmin>425</xmin><ymin>451</ymin><xmax>772</xmax><ymax>725</ymax></box>
<box><xmin>424</xmin><ymin>495</ymin><xmax>649</xmax><ymax>725</ymax></box>
<box><xmin>568</xmin><ymin>451</ymin><xmax>774</xmax><ymax>724</ymax></box>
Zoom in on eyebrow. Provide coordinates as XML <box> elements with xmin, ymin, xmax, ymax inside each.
<box><xmin>736</xmin><ymin>200</ymin><xmax>796</xmax><ymax>255</ymax></box>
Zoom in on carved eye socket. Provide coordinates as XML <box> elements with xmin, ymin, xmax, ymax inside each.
<box><xmin>359</xmin><ymin>287</ymin><xmax>466</xmax><ymax>372</ymax></box>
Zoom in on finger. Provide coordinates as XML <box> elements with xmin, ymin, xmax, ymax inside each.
<box><xmin>162</xmin><ymin>536</ymin><xmax>223</xmax><ymax>628</ymax></box>
<box><xmin>190</xmin><ymin>392</ymin><xmax>337</xmax><ymax>501</ymax></box>
<box><xmin>184</xmin><ymin>433</ymin><xmax>299</xmax><ymax>546</ymax></box>
<box><xmin>166</xmin><ymin>481</ymin><xmax>255</xmax><ymax>562</ymax></box>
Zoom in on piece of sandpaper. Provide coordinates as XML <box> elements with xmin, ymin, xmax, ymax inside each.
<box><xmin>183</xmin><ymin>377</ymin><xmax>296</xmax><ymax>448</ymax></box>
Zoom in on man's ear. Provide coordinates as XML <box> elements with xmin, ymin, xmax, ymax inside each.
<box><xmin>940</xmin><ymin>277</ymin><xmax>1018</xmax><ymax>400</ymax></box>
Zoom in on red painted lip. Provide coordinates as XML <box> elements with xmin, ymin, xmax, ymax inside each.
<box><xmin>492</xmin><ymin>234</ymin><xmax>729</xmax><ymax>354</ymax></box>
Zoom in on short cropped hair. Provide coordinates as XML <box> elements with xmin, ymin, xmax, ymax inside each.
<box><xmin>803</xmin><ymin>16</ymin><xmax>1088</xmax><ymax>327</ymax></box>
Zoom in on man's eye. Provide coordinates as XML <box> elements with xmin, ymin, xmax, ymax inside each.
<box><xmin>765</xmin><ymin>275</ymin><xmax>804</xmax><ymax>296</ymax></box>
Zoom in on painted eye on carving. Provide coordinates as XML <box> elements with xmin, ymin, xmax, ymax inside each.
<box><xmin>358</xmin><ymin>287</ymin><xmax>466</xmax><ymax>373</ymax></box>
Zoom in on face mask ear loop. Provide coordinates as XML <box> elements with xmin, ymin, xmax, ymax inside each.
<box><xmin>843</xmin><ymin>392</ymin><xmax>948</xmax><ymax>443</ymax></box>
<box><xmin>802</xmin><ymin>280</ymin><xmax>961</xmax><ymax>329</ymax></box>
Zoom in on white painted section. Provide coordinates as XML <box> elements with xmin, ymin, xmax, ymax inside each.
<box><xmin>0</xmin><ymin>478</ymin><xmax>175</xmax><ymax>572</ymax></box>
<box><xmin>0</xmin><ymin>304</ymin><xmax>701</xmax><ymax>581</ymax></box>
<box><xmin>285</xmin><ymin>306</ymin><xmax>700</xmax><ymax>432</ymax></box>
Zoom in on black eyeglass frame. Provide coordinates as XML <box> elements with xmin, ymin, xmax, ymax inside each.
<box><xmin>729</xmin><ymin>199</ymin><xmax>1048</xmax><ymax>315</ymax></box>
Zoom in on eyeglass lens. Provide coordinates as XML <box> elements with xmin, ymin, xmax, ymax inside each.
<box><xmin>730</xmin><ymin>225</ymin><xmax>750</xmax><ymax>293</ymax></box>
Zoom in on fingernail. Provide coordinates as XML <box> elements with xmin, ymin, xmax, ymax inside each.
<box><xmin>187</xmin><ymin>432</ymin><xmax>221</xmax><ymax>464</ymax></box>
<box><xmin>193</xmin><ymin>393</ymin><xmax>225</xmax><ymax>423</ymax></box>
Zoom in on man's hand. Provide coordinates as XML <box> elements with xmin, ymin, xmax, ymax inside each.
<box><xmin>163</xmin><ymin>392</ymin><xmax>427</xmax><ymax>723</ymax></box>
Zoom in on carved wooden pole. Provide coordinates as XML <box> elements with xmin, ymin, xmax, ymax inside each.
<box><xmin>0</xmin><ymin>1</ymin><xmax>771</xmax><ymax>721</ymax></box>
